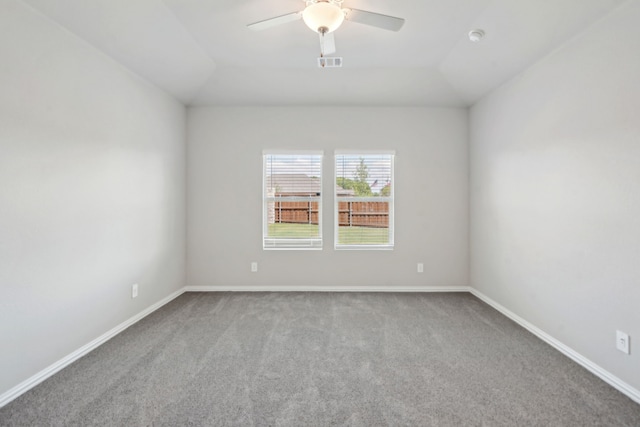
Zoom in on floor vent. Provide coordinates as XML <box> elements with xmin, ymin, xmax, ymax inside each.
<box><xmin>318</xmin><ymin>57</ymin><xmax>342</xmax><ymax>68</ymax></box>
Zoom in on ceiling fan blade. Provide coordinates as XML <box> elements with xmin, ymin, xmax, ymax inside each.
<box><xmin>344</xmin><ymin>8</ymin><xmax>405</xmax><ymax>32</ymax></box>
<box><xmin>320</xmin><ymin>31</ymin><xmax>336</xmax><ymax>55</ymax></box>
<box><xmin>247</xmin><ymin>12</ymin><xmax>302</xmax><ymax>31</ymax></box>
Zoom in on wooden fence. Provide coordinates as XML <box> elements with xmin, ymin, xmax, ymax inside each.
<box><xmin>272</xmin><ymin>201</ymin><xmax>320</xmax><ymax>225</ymax></box>
<box><xmin>271</xmin><ymin>200</ymin><xmax>388</xmax><ymax>228</ymax></box>
<box><xmin>337</xmin><ymin>201</ymin><xmax>389</xmax><ymax>228</ymax></box>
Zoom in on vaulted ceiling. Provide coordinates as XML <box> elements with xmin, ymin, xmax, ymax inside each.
<box><xmin>22</xmin><ymin>0</ymin><xmax>626</xmax><ymax>106</ymax></box>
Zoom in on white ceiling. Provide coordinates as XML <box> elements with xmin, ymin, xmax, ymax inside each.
<box><xmin>22</xmin><ymin>0</ymin><xmax>626</xmax><ymax>106</ymax></box>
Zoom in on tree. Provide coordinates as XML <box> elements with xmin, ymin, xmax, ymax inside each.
<box><xmin>336</xmin><ymin>177</ymin><xmax>372</xmax><ymax>197</ymax></box>
<box><xmin>352</xmin><ymin>158</ymin><xmax>372</xmax><ymax>196</ymax></box>
<box><xmin>336</xmin><ymin>158</ymin><xmax>373</xmax><ymax>197</ymax></box>
<box><xmin>352</xmin><ymin>180</ymin><xmax>372</xmax><ymax>197</ymax></box>
<box><xmin>379</xmin><ymin>183</ymin><xmax>391</xmax><ymax>197</ymax></box>
<box><xmin>355</xmin><ymin>158</ymin><xmax>368</xmax><ymax>183</ymax></box>
<box><xmin>336</xmin><ymin>177</ymin><xmax>352</xmax><ymax>191</ymax></box>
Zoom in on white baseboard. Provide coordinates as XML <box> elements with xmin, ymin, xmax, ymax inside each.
<box><xmin>469</xmin><ymin>288</ymin><xmax>640</xmax><ymax>405</ymax></box>
<box><xmin>4</xmin><ymin>286</ymin><xmax>638</xmax><ymax>409</ymax></box>
<box><xmin>0</xmin><ymin>287</ymin><xmax>187</xmax><ymax>408</ymax></box>
<box><xmin>185</xmin><ymin>285</ymin><xmax>472</xmax><ymax>293</ymax></box>
<box><xmin>1</xmin><ymin>285</ymin><xmax>461</xmax><ymax>408</ymax></box>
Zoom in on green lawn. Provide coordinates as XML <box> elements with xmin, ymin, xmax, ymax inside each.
<box><xmin>337</xmin><ymin>226</ymin><xmax>389</xmax><ymax>245</ymax></box>
<box><xmin>268</xmin><ymin>223</ymin><xmax>319</xmax><ymax>238</ymax></box>
<box><xmin>268</xmin><ymin>223</ymin><xmax>389</xmax><ymax>244</ymax></box>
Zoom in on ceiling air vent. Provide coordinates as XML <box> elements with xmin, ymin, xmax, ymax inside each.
<box><xmin>318</xmin><ymin>57</ymin><xmax>342</xmax><ymax>68</ymax></box>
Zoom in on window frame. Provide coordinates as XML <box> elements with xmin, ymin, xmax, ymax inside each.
<box><xmin>334</xmin><ymin>151</ymin><xmax>395</xmax><ymax>250</ymax></box>
<box><xmin>263</xmin><ymin>150</ymin><xmax>323</xmax><ymax>250</ymax></box>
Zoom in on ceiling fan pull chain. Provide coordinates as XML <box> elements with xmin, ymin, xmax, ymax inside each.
<box><xmin>319</xmin><ymin>27</ymin><xmax>327</xmax><ymax>57</ymax></box>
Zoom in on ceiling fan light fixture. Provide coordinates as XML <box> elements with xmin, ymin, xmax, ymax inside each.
<box><xmin>302</xmin><ymin>2</ymin><xmax>345</xmax><ymax>34</ymax></box>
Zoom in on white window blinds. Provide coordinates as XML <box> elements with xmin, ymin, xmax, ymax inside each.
<box><xmin>335</xmin><ymin>152</ymin><xmax>394</xmax><ymax>249</ymax></box>
<box><xmin>263</xmin><ymin>152</ymin><xmax>323</xmax><ymax>250</ymax></box>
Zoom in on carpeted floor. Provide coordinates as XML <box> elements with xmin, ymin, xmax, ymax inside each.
<box><xmin>1</xmin><ymin>292</ymin><xmax>639</xmax><ymax>426</ymax></box>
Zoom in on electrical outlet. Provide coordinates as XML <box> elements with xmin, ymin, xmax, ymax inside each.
<box><xmin>132</xmin><ymin>283</ymin><xmax>139</xmax><ymax>299</ymax></box>
<box><xmin>616</xmin><ymin>330</ymin><xmax>630</xmax><ymax>354</ymax></box>
<box><xmin>251</xmin><ymin>262</ymin><xmax>258</xmax><ymax>273</ymax></box>
<box><xmin>417</xmin><ymin>263</ymin><xmax>424</xmax><ymax>273</ymax></box>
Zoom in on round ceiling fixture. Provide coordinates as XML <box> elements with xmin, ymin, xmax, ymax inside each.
<box><xmin>468</xmin><ymin>29</ymin><xmax>485</xmax><ymax>42</ymax></box>
<box><xmin>302</xmin><ymin>1</ymin><xmax>345</xmax><ymax>34</ymax></box>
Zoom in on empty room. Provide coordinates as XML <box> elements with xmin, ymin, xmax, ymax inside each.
<box><xmin>1</xmin><ymin>0</ymin><xmax>639</xmax><ymax>425</ymax></box>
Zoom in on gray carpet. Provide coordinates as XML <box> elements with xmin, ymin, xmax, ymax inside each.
<box><xmin>1</xmin><ymin>292</ymin><xmax>639</xmax><ymax>426</ymax></box>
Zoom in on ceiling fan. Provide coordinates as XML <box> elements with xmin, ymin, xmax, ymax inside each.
<box><xmin>247</xmin><ymin>0</ymin><xmax>405</xmax><ymax>57</ymax></box>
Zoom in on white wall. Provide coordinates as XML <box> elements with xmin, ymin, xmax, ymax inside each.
<box><xmin>470</xmin><ymin>1</ymin><xmax>640</xmax><ymax>391</ymax></box>
<box><xmin>188</xmin><ymin>107</ymin><xmax>468</xmax><ymax>289</ymax></box>
<box><xmin>0</xmin><ymin>0</ymin><xmax>186</xmax><ymax>397</ymax></box>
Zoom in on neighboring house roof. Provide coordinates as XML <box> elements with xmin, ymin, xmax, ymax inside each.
<box><xmin>267</xmin><ymin>174</ymin><xmax>320</xmax><ymax>195</ymax></box>
<box><xmin>336</xmin><ymin>186</ymin><xmax>355</xmax><ymax>197</ymax></box>
<box><xmin>266</xmin><ymin>174</ymin><xmax>354</xmax><ymax>196</ymax></box>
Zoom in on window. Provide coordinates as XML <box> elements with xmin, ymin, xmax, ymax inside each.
<box><xmin>263</xmin><ymin>152</ymin><xmax>323</xmax><ymax>249</ymax></box>
<box><xmin>335</xmin><ymin>152</ymin><xmax>394</xmax><ymax>249</ymax></box>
